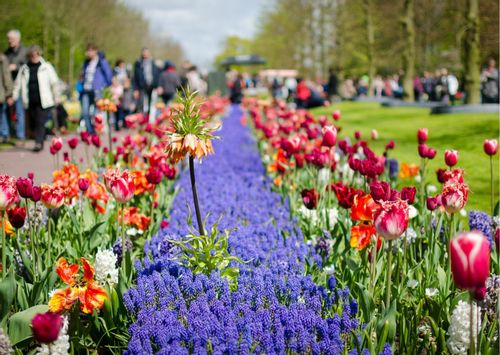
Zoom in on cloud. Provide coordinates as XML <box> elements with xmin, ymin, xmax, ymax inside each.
<box><xmin>123</xmin><ymin>0</ymin><xmax>267</xmax><ymax>69</ymax></box>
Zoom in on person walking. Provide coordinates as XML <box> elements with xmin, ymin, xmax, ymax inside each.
<box><xmin>0</xmin><ymin>54</ymin><xmax>13</xmax><ymax>144</ymax></box>
<box><xmin>481</xmin><ymin>58</ymin><xmax>499</xmax><ymax>104</ymax></box>
<box><xmin>4</xmin><ymin>29</ymin><xmax>27</xmax><ymax>144</ymax></box>
<box><xmin>79</xmin><ymin>43</ymin><xmax>113</xmax><ymax>134</ymax></box>
<box><xmin>10</xmin><ymin>46</ymin><xmax>59</xmax><ymax>152</ymax></box>
<box><xmin>133</xmin><ymin>48</ymin><xmax>159</xmax><ymax>113</ymax></box>
<box><xmin>157</xmin><ymin>61</ymin><xmax>181</xmax><ymax>106</ymax></box>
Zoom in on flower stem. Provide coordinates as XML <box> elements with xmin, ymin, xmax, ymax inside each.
<box><xmin>385</xmin><ymin>240</ymin><xmax>393</xmax><ymax>307</ymax></box>
<box><xmin>121</xmin><ymin>204</ymin><xmax>126</xmax><ymax>268</ymax></box>
<box><xmin>189</xmin><ymin>156</ymin><xmax>205</xmax><ymax>235</ymax></box>
<box><xmin>2</xmin><ymin>211</ymin><xmax>6</xmax><ymax>277</ymax></box>
<box><xmin>107</xmin><ymin>111</ymin><xmax>113</xmax><ymax>153</ymax></box>
<box><xmin>469</xmin><ymin>296</ymin><xmax>475</xmax><ymax>355</ymax></box>
<box><xmin>490</xmin><ymin>156</ymin><xmax>494</xmax><ymax>217</ymax></box>
<box><xmin>369</xmin><ymin>238</ymin><xmax>378</xmax><ymax>293</ymax></box>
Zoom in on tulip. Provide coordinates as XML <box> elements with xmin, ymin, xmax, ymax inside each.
<box><xmin>401</xmin><ymin>186</ymin><xmax>416</xmax><ymax>204</ymax></box>
<box><xmin>16</xmin><ymin>177</ymin><xmax>33</xmax><ymax>199</ymax></box>
<box><xmin>426</xmin><ymin>147</ymin><xmax>437</xmax><ymax>159</ymax></box>
<box><xmin>160</xmin><ymin>220</ymin><xmax>169</xmax><ymax>229</ymax></box>
<box><xmin>67</xmin><ymin>137</ymin><xmax>79</xmax><ymax>150</ymax></box>
<box><xmin>369</xmin><ymin>181</ymin><xmax>391</xmax><ymax>202</ymax></box>
<box><xmin>301</xmin><ymin>188</ymin><xmax>319</xmax><ymax>210</ymax></box>
<box><xmin>7</xmin><ymin>206</ymin><xmax>26</xmax><ymax>229</ymax></box>
<box><xmin>374</xmin><ymin>199</ymin><xmax>409</xmax><ymax>240</ymax></box>
<box><xmin>426</xmin><ymin>196</ymin><xmax>440</xmax><ymax>211</ymax></box>
<box><xmin>385</xmin><ymin>140</ymin><xmax>395</xmax><ymax>151</ymax></box>
<box><xmin>444</xmin><ymin>150</ymin><xmax>458</xmax><ymax>167</ymax></box>
<box><xmin>103</xmin><ymin>169</ymin><xmax>134</xmax><ymax>203</ymax></box>
<box><xmin>483</xmin><ymin>139</ymin><xmax>498</xmax><ymax>156</ymax></box>
<box><xmin>441</xmin><ymin>179</ymin><xmax>469</xmax><ymax>214</ymax></box>
<box><xmin>495</xmin><ymin>227</ymin><xmax>499</xmax><ymax>253</ymax></box>
<box><xmin>27</xmin><ymin>172</ymin><xmax>34</xmax><ymax>182</ymax></box>
<box><xmin>371</xmin><ymin>129</ymin><xmax>378</xmax><ymax>140</ymax></box>
<box><xmin>50</xmin><ymin>137</ymin><xmax>63</xmax><ymax>152</ymax></box>
<box><xmin>332</xmin><ymin>110</ymin><xmax>341</xmax><ymax>121</ymax></box>
<box><xmin>450</xmin><ymin>231</ymin><xmax>490</xmax><ymax>296</ymax></box>
<box><xmin>78</xmin><ymin>178</ymin><xmax>90</xmax><ymax>192</ymax></box>
<box><xmin>91</xmin><ymin>134</ymin><xmax>101</xmax><ymax>148</ymax></box>
<box><xmin>41</xmin><ymin>184</ymin><xmax>65</xmax><ymax>209</ymax></box>
<box><xmin>80</xmin><ymin>131</ymin><xmax>91</xmax><ymax>145</ymax></box>
<box><xmin>417</xmin><ymin>128</ymin><xmax>428</xmax><ymax>144</ymax></box>
<box><xmin>321</xmin><ymin>126</ymin><xmax>337</xmax><ymax>147</ymax></box>
<box><xmin>354</xmin><ymin>131</ymin><xmax>361</xmax><ymax>140</ymax></box>
<box><xmin>0</xmin><ymin>174</ymin><xmax>19</xmax><ymax>211</ymax></box>
<box><xmin>32</xmin><ymin>312</ymin><xmax>63</xmax><ymax>344</ymax></box>
<box><xmin>145</xmin><ymin>168</ymin><xmax>162</xmax><ymax>185</ymax></box>
<box><xmin>418</xmin><ymin>144</ymin><xmax>428</xmax><ymax>158</ymax></box>
<box><xmin>63</xmin><ymin>152</ymin><xmax>70</xmax><ymax>162</ymax></box>
<box><xmin>31</xmin><ymin>186</ymin><xmax>42</xmax><ymax>202</ymax></box>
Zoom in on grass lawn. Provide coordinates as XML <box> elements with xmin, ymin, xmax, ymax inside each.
<box><xmin>311</xmin><ymin>102</ymin><xmax>499</xmax><ymax>212</ymax></box>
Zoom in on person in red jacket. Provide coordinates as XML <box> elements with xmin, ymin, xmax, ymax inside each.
<box><xmin>295</xmin><ymin>78</ymin><xmax>311</xmax><ymax>108</ymax></box>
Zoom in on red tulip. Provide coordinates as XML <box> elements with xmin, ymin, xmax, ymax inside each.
<box><xmin>32</xmin><ymin>312</ymin><xmax>63</xmax><ymax>344</ymax></box>
<box><xmin>67</xmin><ymin>137</ymin><xmax>79</xmax><ymax>150</ymax></box>
<box><xmin>444</xmin><ymin>150</ymin><xmax>458</xmax><ymax>167</ymax></box>
<box><xmin>103</xmin><ymin>168</ymin><xmax>135</xmax><ymax>203</ymax></box>
<box><xmin>483</xmin><ymin>139</ymin><xmax>498</xmax><ymax>156</ymax></box>
<box><xmin>160</xmin><ymin>220</ymin><xmax>169</xmax><ymax>229</ymax></box>
<box><xmin>441</xmin><ymin>179</ymin><xmax>469</xmax><ymax>213</ymax></box>
<box><xmin>16</xmin><ymin>177</ymin><xmax>33</xmax><ymax>199</ymax></box>
<box><xmin>426</xmin><ymin>196</ymin><xmax>440</xmax><ymax>211</ymax></box>
<box><xmin>450</xmin><ymin>231</ymin><xmax>490</xmax><ymax>296</ymax></box>
<box><xmin>426</xmin><ymin>147</ymin><xmax>437</xmax><ymax>159</ymax></box>
<box><xmin>417</xmin><ymin>128</ymin><xmax>428</xmax><ymax>144</ymax></box>
<box><xmin>0</xmin><ymin>174</ymin><xmax>19</xmax><ymax>211</ymax></box>
<box><xmin>282</xmin><ymin>136</ymin><xmax>301</xmax><ymax>155</ymax></box>
<box><xmin>31</xmin><ymin>186</ymin><xmax>42</xmax><ymax>202</ymax></box>
<box><xmin>78</xmin><ymin>178</ymin><xmax>90</xmax><ymax>192</ymax></box>
<box><xmin>91</xmin><ymin>134</ymin><xmax>101</xmax><ymax>148</ymax></box>
<box><xmin>369</xmin><ymin>181</ymin><xmax>391</xmax><ymax>202</ymax></box>
<box><xmin>145</xmin><ymin>168</ymin><xmax>162</xmax><ymax>185</ymax></box>
<box><xmin>41</xmin><ymin>184</ymin><xmax>65</xmax><ymax>209</ymax></box>
<box><xmin>27</xmin><ymin>172</ymin><xmax>34</xmax><ymax>182</ymax></box>
<box><xmin>7</xmin><ymin>206</ymin><xmax>26</xmax><ymax>228</ymax></box>
<box><xmin>332</xmin><ymin>110</ymin><xmax>341</xmax><ymax>121</ymax></box>
<box><xmin>385</xmin><ymin>140</ymin><xmax>395</xmax><ymax>151</ymax></box>
<box><xmin>321</xmin><ymin>126</ymin><xmax>337</xmax><ymax>147</ymax></box>
<box><xmin>495</xmin><ymin>227</ymin><xmax>499</xmax><ymax>253</ymax></box>
<box><xmin>301</xmin><ymin>188</ymin><xmax>319</xmax><ymax>209</ymax></box>
<box><xmin>401</xmin><ymin>186</ymin><xmax>416</xmax><ymax>204</ymax></box>
<box><xmin>50</xmin><ymin>137</ymin><xmax>63</xmax><ymax>152</ymax></box>
<box><xmin>354</xmin><ymin>131</ymin><xmax>361</xmax><ymax>140</ymax></box>
<box><xmin>80</xmin><ymin>131</ymin><xmax>91</xmax><ymax>145</ymax></box>
<box><xmin>63</xmin><ymin>152</ymin><xmax>69</xmax><ymax>162</ymax></box>
<box><xmin>374</xmin><ymin>199</ymin><xmax>409</xmax><ymax>240</ymax></box>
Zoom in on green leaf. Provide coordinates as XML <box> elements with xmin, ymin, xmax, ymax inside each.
<box><xmin>0</xmin><ymin>268</ymin><xmax>17</xmax><ymax>326</ymax></box>
<box><xmin>376</xmin><ymin>300</ymin><xmax>397</xmax><ymax>342</ymax></box>
<box><xmin>8</xmin><ymin>304</ymin><xmax>48</xmax><ymax>346</ymax></box>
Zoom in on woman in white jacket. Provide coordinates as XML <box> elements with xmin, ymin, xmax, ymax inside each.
<box><xmin>11</xmin><ymin>45</ymin><xmax>59</xmax><ymax>152</ymax></box>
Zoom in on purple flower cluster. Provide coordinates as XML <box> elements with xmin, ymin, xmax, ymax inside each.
<box><xmin>125</xmin><ymin>105</ymin><xmax>365</xmax><ymax>354</ymax></box>
<box><xmin>468</xmin><ymin>210</ymin><xmax>494</xmax><ymax>248</ymax></box>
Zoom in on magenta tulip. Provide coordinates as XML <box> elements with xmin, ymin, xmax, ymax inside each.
<box><xmin>417</xmin><ymin>128</ymin><xmax>428</xmax><ymax>144</ymax></box>
<box><xmin>374</xmin><ymin>199</ymin><xmax>409</xmax><ymax>240</ymax></box>
<box><xmin>32</xmin><ymin>312</ymin><xmax>63</xmax><ymax>344</ymax></box>
<box><xmin>321</xmin><ymin>126</ymin><xmax>337</xmax><ymax>147</ymax></box>
<box><xmin>444</xmin><ymin>150</ymin><xmax>458</xmax><ymax>167</ymax></box>
<box><xmin>483</xmin><ymin>139</ymin><xmax>498</xmax><ymax>156</ymax></box>
<box><xmin>16</xmin><ymin>177</ymin><xmax>33</xmax><ymax>199</ymax></box>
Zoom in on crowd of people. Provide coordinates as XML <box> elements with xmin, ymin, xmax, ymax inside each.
<box><xmin>0</xmin><ymin>29</ymin><xmax>207</xmax><ymax>152</ymax></box>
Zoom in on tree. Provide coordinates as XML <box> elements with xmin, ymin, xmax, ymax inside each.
<box><xmin>363</xmin><ymin>0</ymin><xmax>376</xmax><ymax>95</ymax></box>
<box><xmin>463</xmin><ymin>0</ymin><xmax>481</xmax><ymax>104</ymax></box>
<box><xmin>401</xmin><ymin>0</ymin><xmax>415</xmax><ymax>101</ymax></box>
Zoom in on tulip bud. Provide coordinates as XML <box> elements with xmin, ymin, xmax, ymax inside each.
<box><xmin>374</xmin><ymin>199</ymin><xmax>409</xmax><ymax>240</ymax></box>
<box><xmin>332</xmin><ymin>110</ymin><xmax>341</xmax><ymax>121</ymax></box>
<box><xmin>91</xmin><ymin>135</ymin><xmax>101</xmax><ymax>148</ymax></box>
<box><xmin>444</xmin><ymin>150</ymin><xmax>458</xmax><ymax>167</ymax></box>
<box><xmin>160</xmin><ymin>220</ymin><xmax>169</xmax><ymax>229</ymax></box>
<box><xmin>371</xmin><ymin>129</ymin><xmax>378</xmax><ymax>140</ymax></box>
<box><xmin>417</xmin><ymin>128</ymin><xmax>428</xmax><ymax>144</ymax></box>
<box><xmin>27</xmin><ymin>172</ymin><xmax>34</xmax><ymax>182</ymax></box>
<box><xmin>146</xmin><ymin>168</ymin><xmax>162</xmax><ymax>185</ymax></box>
<box><xmin>426</xmin><ymin>148</ymin><xmax>437</xmax><ymax>159</ymax></box>
<box><xmin>354</xmin><ymin>131</ymin><xmax>361</xmax><ymax>140</ymax></box>
<box><xmin>31</xmin><ymin>186</ymin><xmax>42</xmax><ymax>202</ymax></box>
<box><xmin>32</xmin><ymin>312</ymin><xmax>63</xmax><ymax>344</ymax></box>
<box><xmin>301</xmin><ymin>188</ymin><xmax>319</xmax><ymax>209</ymax></box>
<box><xmin>436</xmin><ymin>168</ymin><xmax>448</xmax><ymax>183</ymax></box>
<box><xmin>16</xmin><ymin>177</ymin><xmax>33</xmax><ymax>199</ymax></box>
<box><xmin>369</xmin><ymin>181</ymin><xmax>391</xmax><ymax>202</ymax></box>
<box><xmin>7</xmin><ymin>206</ymin><xmax>26</xmax><ymax>228</ymax></box>
<box><xmin>483</xmin><ymin>139</ymin><xmax>498</xmax><ymax>156</ymax></box>
<box><xmin>450</xmin><ymin>231</ymin><xmax>490</xmax><ymax>295</ymax></box>
<box><xmin>418</xmin><ymin>144</ymin><xmax>428</xmax><ymax>158</ymax></box>
<box><xmin>401</xmin><ymin>186</ymin><xmax>416</xmax><ymax>204</ymax></box>
<box><xmin>321</xmin><ymin>126</ymin><xmax>337</xmax><ymax>147</ymax></box>
<box><xmin>63</xmin><ymin>152</ymin><xmax>69</xmax><ymax>162</ymax></box>
<box><xmin>67</xmin><ymin>137</ymin><xmax>79</xmax><ymax>150</ymax></box>
<box><xmin>50</xmin><ymin>137</ymin><xmax>63</xmax><ymax>152</ymax></box>
<box><xmin>385</xmin><ymin>140</ymin><xmax>395</xmax><ymax>151</ymax></box>
<box><xmin>78</xmin><ymin>178</ymin><xmax>90</xmax><ymax>192</ymax></box>
<box><xmin>426</xmin><ymin>196</ymin><xmax>439</xmax><ymax>211</ymax></box>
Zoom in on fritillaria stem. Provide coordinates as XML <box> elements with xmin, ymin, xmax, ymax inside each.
<box><xmin>189</xmin><ymin>156</ymin><xmax>205</xmax><ymax>236</ymax></box>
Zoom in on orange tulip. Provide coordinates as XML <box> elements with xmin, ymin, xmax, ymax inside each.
<box><xmin>350</xmin><ymin>224</ymin><xmax>377</xmax><ymax>250</ymax></box>
<box><xmin>351</xmin><ymin>194</ymin><xmax>379</xmax><ymax>222</ymax></box>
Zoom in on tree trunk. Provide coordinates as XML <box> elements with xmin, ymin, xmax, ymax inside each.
<box><xmin>463</xmin><ymin>0</ymin><xmax>481</xmax><ymax>104</ymax></box>
<box><xmin>68</xmin><ymin>42</ymin><xmax>77</xmax><ymax>94</ymax></box>
<box><xmin>402</xmin><ymin>0</ymin><xmax>415</xmax><ymax>102</ymax></box>
<box><xmin>54</xmin><ymin>28</ymin><xmax>60</xmax><ymax>72</ymax></box>
<box><xmin>364</xmin><ymin>0</ymin><xmax>375</xmax><ymax>96</ymax></box>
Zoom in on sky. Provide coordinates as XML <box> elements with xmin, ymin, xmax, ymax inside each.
<box><xmin>123</xmin><ymin>0</ymin><xmax>269</xmax><ymax>70</ymax></box>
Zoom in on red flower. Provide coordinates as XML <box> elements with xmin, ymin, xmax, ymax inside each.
<box><xmin>400</xmin><ymin>186</ymin><xmax>416</xmax><ymax>204</ymax></box>
<box><xmin>351</xmin><ymin>194</ymin><xmax>379</xmax><ymax>222</ymax></box>
<box><xmin>78</xmin><ymin>178</ymin><xmax>90</xmax><ymax>192</ymax></box>
<box><xmin>145</xmin><ymin>168</ymin><xmax>162</xmax><ymax>185</ymax></box>
<box><xmin>321</xmin><ymin>125</ymin><xmax>337</xmax><ymax>147</ymax></box>
<box><xmin>41</xmin><ymin>184</ymin><xmax>65</xmax><ymax>209</ymax></box>
<box><xmin>354</xmin><ymin>131</ymin><xmax>361</xmax><ymax>140</ymax></box>
<box><xmin>160</xmin><ymin>220</ymin><xmax>169</xmax><ymax>229</ymax></box>
<box><xmin>67</xmin><ymin>137</ymin><xmax>79</xmax><ymax>150</ymax></box>
<box><xmin>32</xmin><ymin>312</ymin><xmax>63</xmax><ymax>344</ymax></box>
<box><xmin>103</xmin><ymin>168</ymin><xmax>135</xmax><ymax>203</ymax></box>
<box><xmin>450</xmin><ymin>231</ymin><xmax>490</xmax><ymax>297</ymax></box>
<box><xmin>16</xmin><ymin>177</ymin><xmax>33</xmax><ymax>199</ymax></box>
<box><xmin>50</xmin><ymin>137</ymin><xmax>63</xmax><ymax>153</ymax></box>
<box><xmin>7</xmin><ymin>206</ymin><xmax>26</xmax><ymax>228</ymax></box>
<box><xmin>330</xmin><ymin>182</ymin><xmax>363</xmax><ymax>209</ymax></box>
<box><xmin>31</xmin><ymin>186</ymin><xmax>42</xmax><ymax>202</ymax></box>
<box><xmin>418</xmin><ymin>144</ymin><xmax>436</xmax><ymax>159</ymax></box>
<box><xmin>301</xmin><ymin>188</ymin><xmax>319</xmax><ymax>209</ymax></box>
<box><xmin>369</xmin><ymin>181</ymin><xmax>391</xmax><ymax>202</ymax></box>
<box><xmin>332</xmin><ymin>110</ymin><xmax>341</xmax><ymax>121</ymax></box>
<box><xmin>444</xmin><ymin>149</ymin><xmax>458</xmax><ymax>167</ymax></box>
<box><xmin>374</xmin><ymin>199</ymin><xmax>409</xmax><ymax>240</ymax></box>
<box><xmin>0</xmin><ymin>174</ymin><xmax>19</xmax><ymax>211</ymax></box>
<box><xmin>426</xmin><ymin>196</ymin><xmax>440</xmax><ymax>211</ymax></box>
<box><xmin>91</xmin><ymin>134</ymin><xmax>101</xmax><ymax>148</ymax></box>
<box><xmin>483</xmin><ymin>139</ymin><xmax>498</xmax><ymax>156</ymax></box>
<box><xmin>385</xmin><ymin>140</ymin><xmax>395</xmax><ymax>151</ymax></box>
<box><xmin>282</xmin><ymin>136</ymin><xmax>301</xmax><ymax>155</ymax></box>
<box><xmin>417</xmin><ymin>128</ymin><xmax>428</xmax><ymax>144</ymax></box>
<box><xmin>441</xmin><ymin>179</ymin><xmax>468</xmax><ymax>213</ymax></box>
<box><xmin>350</xmin><ymin>224</ymin><xmax>377</xmax><ymax>250</ymax></box>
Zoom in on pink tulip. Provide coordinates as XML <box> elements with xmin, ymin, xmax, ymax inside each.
<box><xmin>78</xmin><ymin>178</ymin><xmax>90</xmax><ymax>192</ymax></box>
<box><xmin>32</xmin><ymin>312</ymin><xmax>63</xmax><ymax>344</ymax></box>
<box><xmin>483</xmin><ymin>139</ymin><xmax>498</xmax><ymax>156</ymax></box>
<box><xmin>374</xmin><ymin>199</ymin><xmax>409</xmax><ymax>240</ymax></box>
<box><xmin>354</xmin><ymin>131</ymin><xmax>361</xmax><ymax>140</ymax></box>
<box><xmin>41</xmin><ymin>184</ymin><xmax>65</xmax><ymax>209</ymax></box>
<box><xmin>103</xmin><ymin>168</ymin><xmax>135</xmax><ymax>203</ymax></box>
<box><xmin>16</xmin><ymin>177</ymin><xmax>33</xmax><ymax>199</ymax></box>
<box><xmin>145</xmin><ymin>168</ymin><xmax>162</xmax><ymax>185</ymax></box>
<box><xmin>31</xmin><ymin>186</ymin><xmax>42</xmax><ymax>202</ymax></box>
<box><xmin>50</xmin><ymin>137</ymin><xmax>63</xmax><ymax>152</ymax></box>
<box><xmin>401</xmin><ymin>186</ymin><xmax>416</xmax><ymax>204</ymax></box>
<box><xmin>426</xmin><ymin>196</ymin><xmax>440</xmax><ymax>211</ymax></box>
<box><xmin>0</xmin><ymin>174</ymin><xmax>19</xmax><ymax>211</ymax></box>
<box><xmin>67</xmin><ymin>137</ymin><xmax>79</xmax><ymax>150</ymax></box>
<box><xmin>444</xmin><ymin>150</ymin><xmax>458</xmax><ymax>167</ymax></box>
<box><xmin>441</xmin><ymin>179</ymin><xmax>469</xmax><ymax>213</ymax></box>
<box><xmin>417</xmin><ymin>128</ymin><xmax>428</xmax><ymax>144</ymax></box>
<box><xmin>450</xmin><ymin>231</ymin><xmax>490</xmax><ymax>295</ymax></box>
<box><xmin>332</xmin><ymin>110</ymin><xmax>341</xmax><ymax>121</ymax></box>
<box><xmin>321</xmin><ymin>126</ymin><xmax>337</xmax><ymax>147</ymax></box>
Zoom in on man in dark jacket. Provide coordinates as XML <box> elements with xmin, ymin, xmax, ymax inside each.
<box><xmin>133</xmin><ymin>48</ymin><xmax>159</xmax><ymax>113</ymax></box>
<box><xmin>80</xmin><ymin>43</ymin><xmax>112</xmax><ymax>133</ymax></box>
<box><xmin>157</xmin><ymin>61</ymin><xmax>181</xmax><ymax>105</ymax></box>
<box><xmin>4</xmin><ymin>29</ymin><xmax>27</xmax><ymax>144</ymax></box>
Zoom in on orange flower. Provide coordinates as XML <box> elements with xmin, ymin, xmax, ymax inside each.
<box><xmin>350</xmin><ymin>224</ymin><xmax>377</xmax><ymax>250</ymax></box>
<box><xmin>273</xmin><ymin>176</ymin><xmax>283</xmax><ymax>187</ymax></box>
<box><xmin>165</xmin><ymin>133</ymin><xmax>215</xmax><ymax>163</ymax></box>
<box><xmin>268</xmin><ymin>149</ymin><xmax>293</xmax><ymax>174</ymax></box>
<box><xmin>55</xmin><ymin>258</ymin><xmax>79</xmax><ymax>286</ymax></box>
<box><xmin>53</xmin><ymin>164</ymin><xmax>81</xmax><ymax>201</ymax></box>
<box><xmin>351</xmin><ymin>194</ymin><xmax>379</xmax><ymax>222</ymax></box>
<box><xmin>132</xmin><ymin>170</ymin><xmax>153</xmax><ymax>196</ymax></box>
<box><xmin>119</xmin><ymin>207</ymin><xmax>151</xmax><ymax>231</ymax></box>
<box><xmin>1</xmin><ymin>216</ymin><xmax>14</xmax><ymax>236</ymax></box>
<box><xmin>49</xmin><ymin>257</ymin><xmax>107</xmax><ymax>314</ymax></box>
<box><xmin>399</xmin><ymin>162</ymin><xmax>419</xmax><ymax>179</ymax></box>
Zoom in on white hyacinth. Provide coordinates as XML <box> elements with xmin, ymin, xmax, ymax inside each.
<box><xmin>94</xmin><ymin>249</ymin><xmax>119</xmax><ymax>286</ymax></box>
<box><xmin>317</xmin><ymin>168</ymin><xmax>331</xmax><ymax>186</ymax></box>
<box><xmin>36</xmin><ymin>317</ymin><xmax>69</xmax><ymax>355</ymax></box>
<box><xmin>321</xmin><ymin>208</ymin><xmax>339</xmax><ymax>227</ymax></box>
<box><xmin>447</xmin><ymin>300</ymin><xmax>481</xmax><ymax>354</ymax></box>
